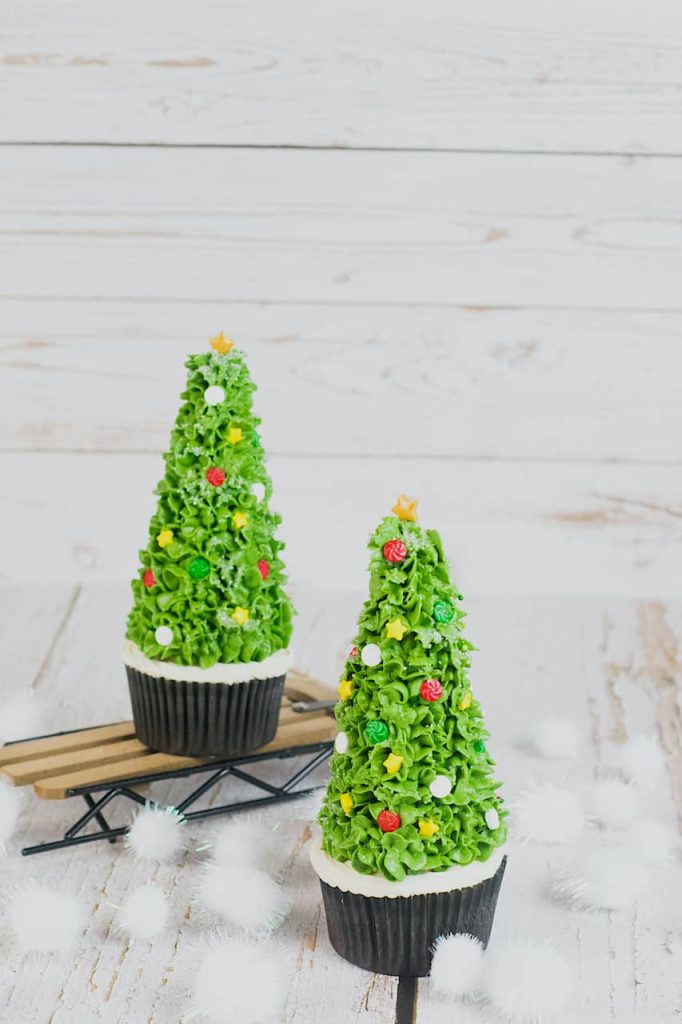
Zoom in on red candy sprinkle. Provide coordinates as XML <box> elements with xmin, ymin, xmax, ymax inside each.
<box><xmin>143</xmin><ymin>568</ymin><xmax>156</xmax><ymax>589</ymax></box>
<box><xmin>377</xmin><ymin>810</ymin><xmax>401</xmax><ymax>833</ymax></box>
<box><xmin>420</xmin><ymin>678</ymin><xmax>444</xmax><ymax>702</ymax></box>
<box><xmin>206</xmin><ymin>467</ymin><xmax>226</xmax><ymax>487</ymax></box>
<box><xmin>257</xmin><ymin>559</ymin><xmax>270</xmax><ymax>580</ymax></box>
<box><xmin>349</xmin><ymin>645</ymin><xmax>358</xmax><ymax>658</ymax></box>
<box><xmin>383</xmin><ymin>539</ymin><xmax>408</xmax><ymax>564</ymax></box>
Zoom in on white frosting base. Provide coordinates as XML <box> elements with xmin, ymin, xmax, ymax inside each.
<box><xmin>122</xmin><ymin>639</ymin><xmax>293</xmax><ymax>685</ymax></box>
<box><xmin>310</xmin><ymin>837</ymin><xmax>506</xmax><ymax>899</ymax></box>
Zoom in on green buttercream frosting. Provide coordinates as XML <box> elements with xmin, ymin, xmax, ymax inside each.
<box><xmin>126</xmin><ymin>347</ymin><xmax>294</xmax><ymax>667</ymax></box>
<box><xmin>318</xmin><ymin>513</ymin><xmax>507</xmax><ymax>881</ymax></box>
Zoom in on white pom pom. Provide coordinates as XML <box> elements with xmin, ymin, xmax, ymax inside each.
<box><xmin>0</xmin><ymin>780</ymin><xmax>22</xmax><ymax>848</ymax></box>
<box><xmin>117</xmin><ymin>884</ymin><xmax>168</xmax><ymax>941</ymax></box>
<box><xmin>532</xmin><ymin>718</ymin><xmax>579</xmax><ymax>760</ymax></box>
<box><xmin>554</xmin><ymin>848</ymin><xmax>646</xmax><ymax>910</ymax></box>
<box><xmin>125</xmin><ymin>803</ymin><xmax>185</xmax><ymax>862</ymax></box>
<box><xmin>430</xmin><ymin>933</ymin><xmax>484</xmax><ymax>1000</ymax></box>
<box><xmin>208</xmin><ymin>818</ymin><xmax>280</xmax><ymax>874</ymax></box>
<box><xmin>614</xmin><ymin>735</ymin><xmax>666</xmax><ymax>789</ymax></box>
<box><xmin>514</xmin><ymin>784</ymin><xmax>585</xmax><ymax>844</ymax></box>
<box><xmin>625</xmin><ymin>818</ymin><xmax>678</xmax><ymax>867</ymax></box>
<box><xmin>0</xmin><ymin>692</ymin><xmax>47</xmax><ymax>744</ymax></box>
<box><xmin>193</xmin><ymin>937</ymin><xmax>286</xmax><ymax>1024</ymax></box>
<box><xmin>8</xmin><ymin>882</ymin><xmax>85</xmax><ymax>952</ymax></box>
<box><xmin>591</xmin><ymin>779</ymin><xmax>637</xmax><ymax>829</ymax></box>
<box><xmin>292</xmin><ymin>788</ymin><xmax>325</xmax><ymax>823</ymax></box>
<box><xmin>196</xmin><ymin>863</ymin><xmax>289</xmax><ymax>934</ymax></box>
<box><xmin>486</xmin><ymin>939</ymin><xmax>572</xmax><ymax>1022</ymax></box>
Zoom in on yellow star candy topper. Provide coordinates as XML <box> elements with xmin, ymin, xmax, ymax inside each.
<box><xmin>392</xmin><ymin>494</ymin><xmax>419</xmax><ymax>522</ymax></box>
<box><xmin>418</xmin><ymin>819</ymin><xmax>439</xmax><ymax>838</ymax></box>
<box><xmin>386</xmin><ymin>618</ymin><xmax>407</xmax><ymax>641</ymax></box>
<box><xmin>209</xmin><ymin>331</ymin><xmax>235</xmax><ymax>355</ymax></box>
<box><xmin>231</xmin><ymin>606</ymin><xmax>250</xmax><ymax>625</ymax></box>
<box><xmin>156</xmin><ymin>528</ymin><xmax>174</xmax><ymax>549</ymax></box>
<box><xmin>232</xmin><ymin>511</ymin><xmax>248</xmax><ymax>530</ymax></box>
<box><xmin>383</xmin><ymin>752</ymin><xmax>403</xmax><ymax>774</ymax></box>
<box><xmin>340</xmin><ymin>792</ymin><xmax>353</xmax><ymax>814</ymax></box>
<box><xmin>227</xmin><ymin>426</ymin><xmax>243</xmax><ymax>445</ymax></box>
<box><xmin>338</xmin><ymin>678</ymin><xmax>353</xmax><ymax>701</ymax></box>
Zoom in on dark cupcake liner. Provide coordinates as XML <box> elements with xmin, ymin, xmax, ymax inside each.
<box><xmin>319</xmin><ymin>855</ymin><xmax>506</xmax><ymax>977</ymax></box>
<box><xmin>125</xmin><ymin>665</ymin><xmax>285</xmax><ymax>757</ymax></box>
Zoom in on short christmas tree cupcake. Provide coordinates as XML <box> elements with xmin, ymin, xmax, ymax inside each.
<box><xmin>311</xmin><ymin>497</ymin><xmax>507</xmax><ymax>976</ymax></box>
<box><xmin>124</xmin><ymin>334</ymin><xmax>294</xmax><ymax>756</ymax></box>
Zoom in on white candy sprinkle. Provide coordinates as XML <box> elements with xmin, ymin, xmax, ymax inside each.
<box><xmin>334</xmin><ymin>732</ymin><xmax>349</xmax><ymax>754</ymax></box>
<box><xmin>361</xmin><ymin>644</ymin><xmax>382</xmax><ymax>667</ymax></box>
<box><xmin>485</xmin><ymin>807</ymin><xmax>500</xmax><ymax>830</ymax></box>
<box><xmin>204</xmin><ymin>385</ymin><xmax>225</xmax><ymax>406</ymax></box>
<box><xmin>155</xmin><ymin>626</ymin><xmax>173</xmax><ymax>646</ymax></box>
<box><xmin>251</xmin><ymin>482</ymin><xmax>266</xmax><ymax>502</ymax></box>
<box><xmin>430</xmin><ymin>775</ymin><xmax>452</xmax><ymax>798</ymax></box>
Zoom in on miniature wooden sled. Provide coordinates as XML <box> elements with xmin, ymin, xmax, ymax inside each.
<box><xmin>0</xmin><ymin>670</ymin><xmax>336</xmax><ymax>857</ymax></box>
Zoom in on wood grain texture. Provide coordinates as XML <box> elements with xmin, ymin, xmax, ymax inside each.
<box><xmin>2</xmin><ymin>0</ymin><xmax>682</xmax><ymax>153</ymax></box>
<box><xmin>1</xmin><ymin>298</ymin><xmax>680</xmax><ymax>464</ymax></box>
<box><xmin>0</xmin><ymin>585</ymin><xmax>680</xmax><ymax>1021</ymax></box>
<box><xmin>1</xmin><ymin>451</ymin><xmax>680</xmax><ymax>596</ymax></box>
<box><xmin>4</xmin><ymin>146</ymin><xmax>682</xmax><ymax>310</ymax></box>
<box><xmin>0</xmin><ymin>722</ymin><xmax>136</xmax><ymax>766</ymax></box>
<box><xmin>34</xmin><ymin>716</ymin><xmax>336</xmax><ymax>798</ymax></box>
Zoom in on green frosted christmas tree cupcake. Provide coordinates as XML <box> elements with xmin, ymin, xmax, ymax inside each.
<box><xmin>124</xmin><ymin>333</ymin><xmax>294</xmax><ymax>756</ymax></box>
<box><xmin>311</xmin><ymin>496</ymin><xmax>507</xmax><ymax>976</ymax></box>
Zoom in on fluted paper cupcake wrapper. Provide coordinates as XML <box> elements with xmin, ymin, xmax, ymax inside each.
<box><xmin>126</xmin><ymin>666</ymin><xmax>285</xmax><ymax>757</ymax></box>
<box><xmin>319</xmin><ymin>855</ymin><xmax>507</xmax><ymax>977</ymax></box>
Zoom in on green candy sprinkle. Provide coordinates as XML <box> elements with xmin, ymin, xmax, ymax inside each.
<box><xmin>473</xmin><ymin>739</ymin><xmax>487</xmax><ymax>754</ymax></box>
<box><xmin>433</xmin><ymin>600</ymin><xmax>454</xmax><ymax>624</ymax></box>
<box><xmin>188</xmin><ymin>556</ymin><xmax>211</xmax><ymax>580</ymax></box>
<box><xmin>365</xmin><ymin>720</ymin><xmax>389</xmax><ymax>744</ymax></box>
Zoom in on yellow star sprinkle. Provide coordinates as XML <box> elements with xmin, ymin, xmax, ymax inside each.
<box><xmin>209</xmin><ymin>331</ymin><xmax>235</xmax><ymax>355</ymax></box>
<box><xmin>386</xmin><ymin>618</ymin><xmax>407</xmax><ymax>641</ymax></box>
<box><xmin>231</xmin><ymin>606</ymin><xmax>250</xmax><ymax>625</ymax></box>
<box><xmin>392</xmin><ymin>494</ymin><xmax>419</xmax><ymax>522</ymax></box>
<box><xmin>383</xmin><ymin>752</ymin><xmax>403</xmax><ymax>774</ymax></box>
<box><xmin>458</xmin><ymin>691</ymin><xmax>472</xmax><ymax>711</ymax></box>
<box><xmin>340</xmin><ymin>792</ymin><xmax>353</xmax><ymax>814</ymax></box>
<box><xmin>338</xmin><ymin>678</ymin><xmax>353</xmax><ymax>701</ymax></box>
<box><xmin>418</xmin><ymin>819</ymin><xmax>439</xmax><ymax>838</ymax></box>
<box><xmin>232</xmin><ymin>511</ymin><xmax>248</xmax><ymax>530</ymax></box>
<box><xmin>156</xmin><ymin>528</ymin><xmax>174</xmax><ymax>549</ymax></box>
<box><xmin>227</xmin><ymin>426</ymin><xmax>243</xmax><ymax>445</ymax></box>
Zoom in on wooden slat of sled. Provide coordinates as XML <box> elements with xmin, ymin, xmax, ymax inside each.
<box><xmin>34</xmin><ymin>715</ymin><xmax>337</xmax><ymax>800</ymax></box>
<box><xmin>0</xmin><ymin>738</ymin><xmax>148</xmax><ymax>786</ymax></box>
<box><xmin>285</xmin><ymin>669</ymin><xmax>336</xmax><ymax>703</ymax></box>
<box><xmin>0</xmin><ymin>722</ymin><xmax>136</xmax><ymax>766</ymax></box>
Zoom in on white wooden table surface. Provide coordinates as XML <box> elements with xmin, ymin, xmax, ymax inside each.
<box><xmin>1</xmin><ymin>585</ymin><xmax>680</xmax><ymax>1023</ymax></box>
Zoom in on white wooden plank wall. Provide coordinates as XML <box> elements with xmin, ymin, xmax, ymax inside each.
<box><xmin>3</xmin><ymin>0</ymin><xmax>682</xmax><ymax>152</ymax></box>
<box><xmin>1</xmin><ymin>4</ymin><xmax>681</xmax><ymax>596</ymax></box>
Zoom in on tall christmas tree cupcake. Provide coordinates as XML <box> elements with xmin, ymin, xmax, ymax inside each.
<box><xmin>312</xmin><ymin>497</ymin><xmax>507</xmax><ymax>976</ymax></box>
<box><xmin>124</xmin><ymin>333</ymin><xmax>294</xmax><ymax>757</ymax></box>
